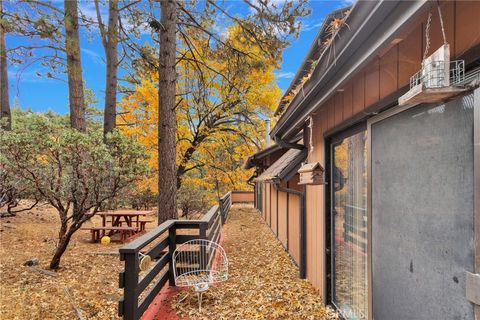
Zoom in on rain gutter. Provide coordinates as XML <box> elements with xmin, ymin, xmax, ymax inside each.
<box><xmin>272</xmin><ymin>0</ymin><xmax>430</xmax><ymax>141</ymax></box>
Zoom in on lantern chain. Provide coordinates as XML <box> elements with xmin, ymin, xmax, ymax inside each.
<box><xmin>423</xmin><ymin>10</ymin><xmax>432</xmax><ymax>60</ymax></box>
<box><xmin>423</xmin><ymin>1</ymin><xmax>448</xmax><ymax>60</ymax></box>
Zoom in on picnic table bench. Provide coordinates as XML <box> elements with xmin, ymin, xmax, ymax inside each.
<box><xmin>81</xmin><ymin>226</ymin><xmax>138</xmax><ymax>243</ymax></box>
<box><xmin>116</xmin><ymin>219</ymin><xmax>154</xmax><ymax>231</ymax></box>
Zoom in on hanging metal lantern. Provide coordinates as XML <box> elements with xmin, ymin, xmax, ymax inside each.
<box><xmin>399</xmin><ymin>5</ymin><xmax>467</xmax><ymax>106</ymax></box>
<box><xmin>399</xmin><ymin>44</ymin><xmax>467</xmax><ymax>106</ymax></box>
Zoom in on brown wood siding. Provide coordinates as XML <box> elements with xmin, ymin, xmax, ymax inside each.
<box><xmin>334</xmin><ymin>92</ymin><xmax>344</xmax><ymax>125</ymax></box>
<box><xmin>287</xmin><ymin>175</ymin><xmax>302</xmax><ymax>264</ymax></box>
<box><xmin>262</xmin><ymin>183</ymin><xmax>266</xmax><ymax>220</ymax></box>
<box><xmin>343</xmin><ymin>83</ymin><xmax>353</xmax><ymax>120</ymax></box>
<box><xmin>315</xmin><ymin>0</ymin><xmax>479</xmax><ymax>134</ymax></box>
<box><xmin>303</xmin><ymin>111</ymin><xmax>327</xmax><ymax>296</ymax></box>
<box><xmin>278</xmin><ymin>190</ymin><xmax>288</xmax><ymax>247</ymax></box>
<box><xmin>455</xmin><ymin>1</ymin><xmax>480</xmax><ymax>57</ymax></box>
<box><xmin>319</xmin><ymin>107</ymin><xmax>329</xmax><ymax>136</ymax></box>
<box><xmin>364</xmin><ymin>58</ymin><xmax>380</xmax><ymax>107</ymax></box>
<box><xmin>352</xmin><ymin>73</ymin><xmax>365</xmax><ymax>115</ymax></box>
<box><xmin>288</xmin><ymin>190</ymin><xmax>301</xmax><ymax>265</ymax></box>
<box><xmin>398</xmin><ymin>24</ymin><xmax>423</xmax><ymax>88</ymax></box>
<box><xmin>326</xmin><ymin>98</ymin><xmax>335</xmax><ymax>130</ymax></box>
<box><xmin>266</xmin><ymin>184</ymin><xmax>271</xmax><ymax>226</ymax></box>
<box><xmin>289</xmin><ymin>174</ymin><xmax>304</xmax><ymax>192</ymax></box>
<box><xmin>379</xmin><ymin>46</ymin><xmax>399</xmax><ymax>99</ymax></box>
<box><xmin>231</xmin><ymin>191</ymin><xmax>254</xmax><ymax>203</ymax></box>
<box><xmin>271</xmin><ymin>185</ymin><xmax>278</xmax><ymax>235</ymax></box>
<box><xmin>425</xmin><ymin>1</ymin><xmax>455</xmax><ymax>56</ymax></box>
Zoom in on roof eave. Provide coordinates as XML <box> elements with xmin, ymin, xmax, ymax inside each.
<box><xmin>271</xmin><ymin>0</ymin><xmax>430</xmax><ymax>141</ymax></box>
<box><xmin>274</xmin><ymin>6</ymin><xmax>352</xmax><ymax>116</ymax></box>
<box><xmin>244</xmin><ymin>131</ymin><xmax>304</xmax><ymax>169</ymax></box>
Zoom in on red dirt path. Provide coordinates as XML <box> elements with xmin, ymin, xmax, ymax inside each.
<box><xmin>142</xmin><ymin>230</ymin><xmax>227</xmax><ymax>320</ymax></box>
<box><xmin>141</xmin><ymin>286</ymin><xmax>187</xmax><ymax>320</ymax></box>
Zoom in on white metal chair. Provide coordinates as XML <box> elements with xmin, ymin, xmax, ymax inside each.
<box><xmin>173</xmin><ymin>239</ymin><xmax>228</xmax><ymax>311</ymax></box>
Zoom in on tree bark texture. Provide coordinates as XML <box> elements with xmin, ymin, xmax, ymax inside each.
<box><xmin>158</xmin><ymin>0</ymin><xmax>177</xmax><ymax>224</ymax></box>
<box><xmin>49</xmin><ymin>219</ymin><xmax>75</xmax><ymax>270</ymax></box>
<box><xmin>64</xmin><ymin>0</ymin><xmax>86</xmax><ymax>132</ymax></box>
<box><xmin>0</xmin><ymin>0</ymin><xmax>11</xmax><ymax>131</ymax></box>
<box><xmin>103</xmin><ymin>0</ymin><xmax>118</xmax><ymax>138</ymax></box>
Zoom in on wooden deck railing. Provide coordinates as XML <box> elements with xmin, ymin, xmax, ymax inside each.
<box><xmin>118</xmin><ymin>191</ymin><xmax>238</xmax><ymax>320</ymax></box>
<box><xmin>219</xmin><ymin>191</ymin><xmax>232</xmax><ymax>223</ymax></box>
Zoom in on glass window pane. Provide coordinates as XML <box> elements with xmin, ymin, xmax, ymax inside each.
<box><xmin>332</xmin><ymin>130</ymin><xmax>367</xmax><ymax>319</ymax></box>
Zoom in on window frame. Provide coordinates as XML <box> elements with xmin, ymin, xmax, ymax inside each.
<box><xmin>325</xmin><ymin>122</ymin><xmax>367</xmax><ymax>318</ymax></box>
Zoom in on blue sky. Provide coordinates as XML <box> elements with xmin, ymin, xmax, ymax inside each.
<box><xmin>6</xmin><ymin>0</ymin><xmax>350</xmax><ymax>114</ymax></box>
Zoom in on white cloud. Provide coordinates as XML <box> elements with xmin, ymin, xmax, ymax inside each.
<box><xmin>301</xmin><ymin>20</ymin><xmax>324</xmax><ymax>32</ymax></box>
<box><xmin>8</xmin><ymin>70</ymin><xmax>50</xmax><ymax>84</ymax></box>
<box><xmin>275</xmin><ymin>71</ymin><xmax>295</xmax><ymax>79</ymax></box>
<box><xmin>78</xmin><ymin>1</ymin><xmax>150</xmax><ymax>35</ymax></box>
<box><xmin>81</xmin><ymin>48</ymin><xmax>104</xmax><ymax>64</ymax></box>
<box><xmin>79</xmin><ymin>1</ymin><xmax>106</xmax><ymax>25</ymax></box>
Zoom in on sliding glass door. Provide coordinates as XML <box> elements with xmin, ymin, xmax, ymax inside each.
<box><xmin>330</xmin><ymin>127</ymin><xmax>368</xmax><ymax>320</ymax></box>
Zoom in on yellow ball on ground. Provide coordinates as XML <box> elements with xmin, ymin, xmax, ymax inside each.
<box><xmin>101</xmin><ymin>236</ymin><xmax>111</xmax><ymax>246</ymax></box>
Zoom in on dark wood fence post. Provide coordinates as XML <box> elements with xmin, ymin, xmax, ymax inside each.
<box><xmin>168</xmin><ymin>225</ymin><xmax>176</xmax><ymax>286</ymax></box>
<box><xmin>122</xmin><ymin>252</ymin><xmax>139</xmax><ymax>320</ymax></box>
<box><xmin>199</xmin><ymin>221</ymin><xmax>207</xmax><ymax>240</ymax></box>
<box><xmin>200</xmin><ymin>221</ymin><xmax>208</xmax><ymax>269</ymax></box>
<box><xmin>220</xmin><ymin>197</ymin><xmax>226</xmax><ymax>224</ymax></box>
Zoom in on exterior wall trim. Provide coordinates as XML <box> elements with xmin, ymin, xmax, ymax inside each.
<box><xmin>473</xmin><ymin>87</ymin><xmax>480</xmax><ymax>317</ymax></box>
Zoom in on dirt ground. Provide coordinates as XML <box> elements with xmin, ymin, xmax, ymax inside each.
<box><xmin>0</xmin><ymin>203</ymin><xmax>151</xmax><ymax>320</ymax></box>
<box><xmin>171</xmin><ymin>205</ymin><xmax>338</xmax><ymax>320</ymax></box>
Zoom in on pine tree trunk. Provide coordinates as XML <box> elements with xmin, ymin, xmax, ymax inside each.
<box><xmin>103</xmin><ymin>0</ymin><xmax>118</xmax><ymax>139</ymax></box>
<box><xmin>0</xmin><ymin>0</ymin><xmax>11</xmax><ymax>131</ymax></box>
<box><xmin>158</xmin><ymin>0</ymin><xmax>177</xmax><ymax>224</ymax></box>
<box><xmin>64</xmin><ymin>0</ymin><xmax>86</xmax><ymax>132</ymax></box>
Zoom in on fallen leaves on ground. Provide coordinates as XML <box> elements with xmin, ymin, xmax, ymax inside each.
<box><xmin>171</xmin><ymin>205</ymin><xmax>338</xmax><ymax>320</ymax></box>
<box><xmin>0</xmin><ymin>203</ymin><xmax>131</xmax><ymax>320</ymax></box>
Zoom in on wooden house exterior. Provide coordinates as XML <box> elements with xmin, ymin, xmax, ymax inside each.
<box><xmin>248</xmin><ymin>1</ymin><xmax>480</xmax><ymax>319</ymax></box>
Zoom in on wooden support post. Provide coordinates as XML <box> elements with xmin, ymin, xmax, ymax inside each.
<box><xmin>199</xmin><ymin>222</ymin><xmax>207</xmax><ymax>269</ymax></box>
<box><xmin>276</xmin><ymin>188</ymin><xmax>279</xmax><ymax>236</ymax></box>
<box><xmin>286</xmin><ymin>182</ymin><xmax>290</xmax><ymax>251</ymax></box>
<box><xmin>199</xmin><ymin>222</ymin><xmax>207</xmax><ymax>240</ymax></box>
<box><xmin>299</xmin><ymin>186</ymin><xmax>306</xmax><ymax>279</ymax></box>
<box><xmin>219</xmin><ymin>198</ymin><xmax>225</xmax><ymax>225</ymax></box>
<box><xmin>168</xmin><ymin>225</ymin><xmax>176</xmax><ymax>286</ymax></box>
<box><xmin>122</xmin><ymin>252</ymin><xmax>139</xmax><ymax>320</ymax></box>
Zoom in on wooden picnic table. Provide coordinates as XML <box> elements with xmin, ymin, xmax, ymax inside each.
<box><xmin>98</xmin><ymin>211</ymin><xmax>151</xmax><ymax>229</ymax></box>
<box><xmin>82</xmin><ymin>211</ymin><xmax>154</xmax><ymax>243</ymax></box>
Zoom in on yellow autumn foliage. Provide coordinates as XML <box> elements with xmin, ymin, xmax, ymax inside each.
<box><xmin>118</xmin><ymin>25</ymin><xmax>281</xmax><ymax>205</ymax></box>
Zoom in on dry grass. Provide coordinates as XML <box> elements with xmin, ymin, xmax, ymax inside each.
<box><xmin>172</xmin><ymin>205</ymin><xmax>338</xmax><ymax>320</ymax></box>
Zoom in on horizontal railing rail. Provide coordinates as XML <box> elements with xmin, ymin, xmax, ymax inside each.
<box><xmin>118</xmin><ymin>191</ymin><xmax>235</xmax><ymax>320</ymax></box>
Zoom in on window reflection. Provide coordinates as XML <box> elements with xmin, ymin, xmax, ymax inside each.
<box><xmin>332</xmin><ymin>130</ymin><xmax>367</xmax><ymax>319</ymax></box>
